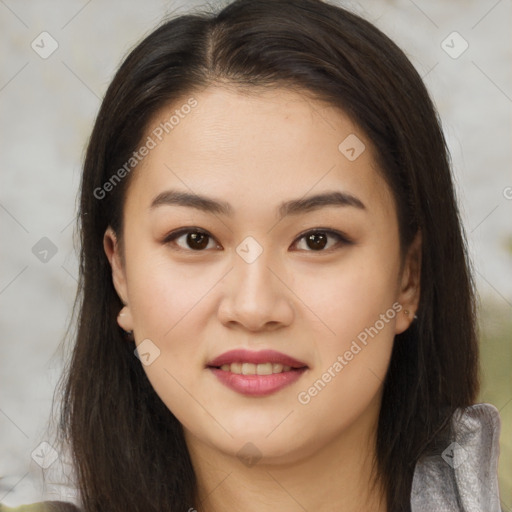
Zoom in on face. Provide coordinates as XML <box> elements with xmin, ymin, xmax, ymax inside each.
<box><xmin>104</xmin><ymin>86</ymin><xmax>420</xmax><ymax>465</ymax></box>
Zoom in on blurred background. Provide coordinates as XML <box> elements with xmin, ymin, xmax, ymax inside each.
<box><xmin>1</xmin><ymin>0</ymin><xmax>511</xmax><ymax>509</ymax></box>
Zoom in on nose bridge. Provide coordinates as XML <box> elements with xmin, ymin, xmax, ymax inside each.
<box><xmin>233</xmin><ymin>244</ymin><xmax>277</xmax><ymax>306</ymax></box>
<box><xmin>233</xmin><ymin>234</ymin><xmax>274</xmax><ymax>291</ymax></box>
<box><xmin>218</xmin><ymin>240</ymin><xmax>294</xmax><ymax>330</ymax></box>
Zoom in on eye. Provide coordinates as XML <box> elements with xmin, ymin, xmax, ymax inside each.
<box><xmin>163</xmin><ymin>228</ymin><xmax>220</xmax><ymax>251</ymax></box>
<box><xmin>292</xmin><ymin>229</ymin><xmax>351</xmax><ymax>252</ymax></box>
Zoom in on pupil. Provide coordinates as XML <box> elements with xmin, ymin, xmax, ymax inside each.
<box><xmin>307</xmin><ymin>233</ymin><xmax>327</xmax><ymax>250</ymax></box>
<box><xmin>188</xmin><ymin>232</ymin><xmax>209</xmax><ymax>250</ymax></box>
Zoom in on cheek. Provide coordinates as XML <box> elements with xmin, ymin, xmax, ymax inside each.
<box><xmin>290</xmin><ymin>246</ymin><xmax>401</xmax><ymax>409</ymax></box>
<box><xmin>291</xmin><ymin>246</ymin><xmax>401</xmax><ymax>353</ymax></box>
<box><xmin>123</xmin><ymin>248</ymin><xmax>222</xmax><ymax>423</ymax></box>
<box><xmin>125</xmin><ymin>245</ymin><xmax>220</xmax><ymax>341</ymax></box>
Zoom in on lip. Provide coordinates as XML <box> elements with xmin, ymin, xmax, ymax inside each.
<box><xmin>206</xmin><ymin>349</ymin><xmax>308</xmax><ymax>397</ymax></box>
<box><xmin>209</xmin><ymin>367</ymin><xmax>307</xmax><ymax>396</ymax></box>
<box><xmin>207</xmin><ymin>349</ymin><xmax>308</xmax><ymax>369</ymax></box>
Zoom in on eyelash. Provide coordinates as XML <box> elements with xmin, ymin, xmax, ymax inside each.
<box><xmin>163</xmin><ymin>227</ymin><xmax>353</xmax><ymax>253</ymax></box>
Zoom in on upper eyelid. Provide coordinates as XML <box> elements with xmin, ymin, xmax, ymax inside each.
<box><xmin>164</xmin><ymin>227</ymin><xmax>221</xmax><ymax>248</ymax></box>
<box><xmin>291</xmin><ymin>229</ymin><xmax>351</xmax><ymax>251</ymax></box>
<box><xmin>293</xmin><ymin>227</ymin><xmax>349</xmax><ymax>241</ymax></box>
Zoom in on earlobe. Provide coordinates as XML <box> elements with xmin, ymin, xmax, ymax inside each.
<box><xmin>117</xmin><ymin>305</ymin><xmax>134</xmax><ymax>338</ymax></box>
<box><xmin>395</xmin><ymin>231</ymin><xmax>422</xmax><ymax>334</ymax></box>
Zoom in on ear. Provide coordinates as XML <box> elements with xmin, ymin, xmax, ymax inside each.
<box><xmin>395</xmin><ymin>230</ymin><xmax>422</xmax><ymax>334</ymax></box>
<box><xmin>103</xmin><ymin>226</ymin><xmax>134</xmax><ymax>333</ymax></box>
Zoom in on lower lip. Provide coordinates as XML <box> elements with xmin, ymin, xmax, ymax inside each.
<box><xmin>208</xmin><ymin>367</ymin><xmax>307</xmax><ymax>396</ymax></box>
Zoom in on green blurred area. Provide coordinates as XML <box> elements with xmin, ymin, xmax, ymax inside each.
<box><xmin>478</xmin><ymin>299</ymin><xmax>512</xmax><ymax>512</ymax></box>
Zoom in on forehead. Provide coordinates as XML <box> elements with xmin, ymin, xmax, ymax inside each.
<box><xmin>125</xmin><ymin>85</ymin><xmax>394</xmax><ymax>219</ymax></box>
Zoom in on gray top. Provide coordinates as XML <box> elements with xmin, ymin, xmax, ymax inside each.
<box><xmin>411</xmin><ymin>403</ymin><xmax>502</xmax><ymax>511</ymax></box>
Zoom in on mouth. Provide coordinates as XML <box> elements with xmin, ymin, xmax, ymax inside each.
<box><xmin>206</xmin><ymin>349</ymin><xmax>308</xmax><ymax>396</ymax></box>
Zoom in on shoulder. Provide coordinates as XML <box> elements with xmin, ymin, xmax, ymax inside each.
<box><xmin>0</xmin><ymin>502</ymin><xmax>81</xmax><ymax>512</ymax></box>
<box><xmin>411</xmin><ymin>403</ymin><xmax>502</xmax><ymax>511</ymax></box>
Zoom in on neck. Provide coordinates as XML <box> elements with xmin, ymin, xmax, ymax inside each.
<box><xmin>185</xmin><ymin>402</ymin><xmax>387</xmax><ymax>512</ymax></box>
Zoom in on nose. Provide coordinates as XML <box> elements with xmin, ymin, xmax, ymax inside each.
<box><xmin>217</xmin><ymin>250</ymin><xmax>295</xmax><ymax>332</ymax></box>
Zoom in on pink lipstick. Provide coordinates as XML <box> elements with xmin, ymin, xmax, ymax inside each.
<box><xmin>207</xmin><ymin>349</ymin><xmax>308</xmax><ymax>396</ymax></box>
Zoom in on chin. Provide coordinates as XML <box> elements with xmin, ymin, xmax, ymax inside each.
<box><xmin>193</xmin><ymin>419</ymin><xmax>315</xmax><ymax>465</ymax></box>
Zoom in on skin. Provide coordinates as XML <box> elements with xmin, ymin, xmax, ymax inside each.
<box><xmin>104</xmin><ymin>85</ymin><xmax>421</xmax><ymax>512</ymax></box>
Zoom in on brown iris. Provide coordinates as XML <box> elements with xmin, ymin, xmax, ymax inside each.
<box><xmin>187</xmin><ymin>232</ymin><xmax>210</xmax><ymax>250</ymax></box>
<box><xmin>305</xmin><ymin>232</ymin><xmax>328</xmax><ymax>250</ymax></box>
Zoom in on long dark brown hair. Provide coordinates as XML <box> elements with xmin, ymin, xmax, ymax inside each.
<box><xmin>53</xmin><ymin>1</ymin><xmax>479</xmax><ymax>510</ymax></box>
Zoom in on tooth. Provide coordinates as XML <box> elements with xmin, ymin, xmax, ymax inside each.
<box><xmin>256</xmin><ymin>363</ymin><xmax>273</xmax><ymax>375</ymax></box>
<box><xmin>272</xmin><ymin>363</ymin><xmax>284</xmax><ymax>373</ymax></box>
<box><xmin>220</xmin><ymin>362</ymin><xmax>294</xmax><ymax>375</ymax></box>
<box><xmin>231</xmin><ymin>362</ymin><xmax>243</xmax><ymax>374</ymax></box>
<box><xmin>242</xmin><ymin>363</ymin><xmax>256</xmax><ymax>375</ymax></box>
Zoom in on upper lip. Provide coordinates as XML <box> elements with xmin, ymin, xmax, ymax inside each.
<box><xmin>207</xmin><ymin>349</ymin><xmax>308</xmax><ymax>369</ymax></box>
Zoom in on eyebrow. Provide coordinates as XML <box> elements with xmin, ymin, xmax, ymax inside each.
<box><xmin>150</xmin><ymin>189</ymin><xmax>366</xmax><ymax>219</ymax></box>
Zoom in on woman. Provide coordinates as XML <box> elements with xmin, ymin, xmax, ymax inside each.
<box><xmin>2</xmin><ymin>0</ymin><xmax>502</xmax><ymax>511</ymax></box>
